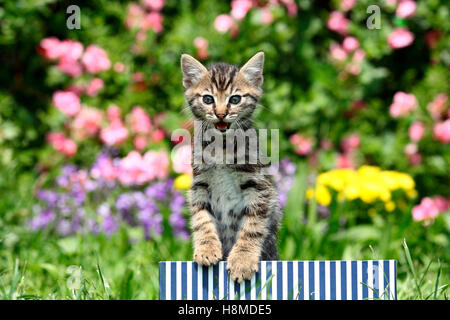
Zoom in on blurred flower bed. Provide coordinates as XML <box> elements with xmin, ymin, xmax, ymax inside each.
<box><xmin>0</xmin><ymin>0</ymin><xmax>449</xmax><ymax>297</ymax></box>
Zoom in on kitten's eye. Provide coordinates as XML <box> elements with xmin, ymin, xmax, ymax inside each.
<box><xmin>202</xmin><ymin>95</ymin><xmax>214</xmax><ymax>104</ymax></box>
<box><xmin>229</xmin><ymin>95</ymin><xmax>241</xmax><ymax>104</ymax></box>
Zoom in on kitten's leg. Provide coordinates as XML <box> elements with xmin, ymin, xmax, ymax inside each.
<box><xmin>190</xmin><ymin>185</ymin><xmax>222</xmax><ymax>266</ymax></box>
<box><xmin>226</xmin><ymin>212</ymin><xmax>268</xmax><ymax>283</ymax></box>
<box><xmin>226</xmin><ymin>179</ymin><xmax>273</xmax><ymax>283</ymax></box>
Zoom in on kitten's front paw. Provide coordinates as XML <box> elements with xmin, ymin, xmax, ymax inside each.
<box><xmin>226</xmin><ymin>251</ymin><xmax>259</xmax><ymax>283</ymax></box>
<box><xmin>194</xmin><ymin>241</ymin><xmax>222</xmax><ymax>266</ymax></box>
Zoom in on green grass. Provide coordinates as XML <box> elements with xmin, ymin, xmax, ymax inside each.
<box><xmin>0</xmin><ymin>226</ymin><xmax>447</xmax><ymax>300</ymax></box>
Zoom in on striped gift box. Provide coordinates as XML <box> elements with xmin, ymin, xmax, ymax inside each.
<box><xmin>159</xmin><ymin>260</ymin><xmax>397</xmax><ymax>300</ymax></box>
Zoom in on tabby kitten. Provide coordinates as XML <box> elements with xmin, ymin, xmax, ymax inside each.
<box><xmin>180</xmin><ymin>52</ymin><xmax>282</xmax><ymax>283</ymax></box>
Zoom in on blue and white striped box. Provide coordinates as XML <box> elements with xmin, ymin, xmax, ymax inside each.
<box><xmin>159</xmin><ymin>260</ymin><xmax>397</xmax><ymax>300</ymax></box>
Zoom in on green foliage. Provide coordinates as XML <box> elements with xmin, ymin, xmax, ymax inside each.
<box><xmin>0</xmin><ymin>0</ymin><xmax>448</xmax><ymax>299</ymax></box>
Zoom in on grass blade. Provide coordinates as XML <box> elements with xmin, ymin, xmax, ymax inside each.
<box><xmin>402</xmin><ymin>238</ymin><xmax>422</xmax><ymax>299</ymax></box>
<box><xmin>433</xmin><ymin>259</ymin><xmax>441</xmax><ymax>300</ymax></box>
<box><xmin>8</xmin><ymin>259</ymin><xmax>21</xmax><ymax>300</ymax></box>
<box><xmin>96</xmin><ymin>254</ymin><xmax>113</xmax><ymax>300</ymax></box>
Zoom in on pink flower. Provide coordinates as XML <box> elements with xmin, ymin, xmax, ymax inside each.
<box><xmin>433</xmin><ymin>196</ymin><xmax>450</xmax><ymax>212</ymax></box>
<box><xmin>100</xmin><ymin>120</ymin><xmax>129</xmax><ymax>146</ymax></box>
<box><xmin>340</xmin><ymin>0</ymin><xmax>356</xmax><ymax>11</ymax></box>
<box><xmin>352</xmin><ymin>48</ymin><xmax>366</xmax><ymax>62</ymax></box>
<box><xmin>433</xmin><ymin>120</ymin><xmax>450</xmax><ymax>143</ymax></box>
<box><xmin>47</xmin><ymin>132</ymin><xmax>66</xmax><ymax>149</ymax></box>
<box><xmin>107</xmin><ymin>105</ymin><xmax>122</xmax><ymax>122</ymax></box>
<box><xmin>118</xmin><ymin>151</ymin><xmax>149</xmax><ymax>185</ymax></box>
<box><xmin>396</xmin><ymin>0</ymin><xmax>416</xmax><ymax>19</ymax></box>
<box><xmin>337</xmin><ymin>153</ymin><xmax>355</xmax><ymax>169</ymax></box>
<box><xmin>260</xmin><ymin>8</ymin><xmax>274</xmax><ymax>25</ymax></box>
<box><xmin>172</xmin><ymin>144</ymin><xmax>192</xmax><ymax>174</ymax></box>
<box><xmin>408</xmin><ymin>121</ymin><xmax>425</xmax><ymax>142</ymax></box>
<box><xmin>85</xmin><ymin>78</ymin><xmax>104</xmax><ymax>96</ymax></box>
<box><xmin>113</xmin><ymin>62</ymin><xmax>126</xmax><ymax>73</ymax></box>
<box><xmin>57</xmin><ymin>59</ymin><xmax>83</xmax><ymax>77</ymax></box>
<box><xmin>327</xmin><ymin>11</ymin><xmax>349</xmax><ymax>36</ymax></box>
<box><xmin>125</xmin><ymin>4</ymin><xmax>145</xmax><ymax>29</ymax></box>
<box><xmin>91</xmin><ymin>156</ymin><xmax>118</xmax><ymax>182</ymax></box>
<box><xmin>133</xmin><ymin>136</ymin><xmax>148</xmax><ymax>151</ymax></box>
<box><xmin>389</xmin><ymin>91</ymin><xmax>417</xmax><ymax>118</ymax></box>
<box><xmin>427</xmin><ymin>93</ymin><xmax>448</xmax><ymax>120</ymax></box>
<box><xmin>404</xmin><ymin>143</ymin><xmax>418</xmax><ymax>156</ymax></box>
<box><xmin>289</xmin><ymin>134</ymin><xmax>313</xmax><ymax>156</ymax></box>
<box><xmin>142</xmin><ymin>0</ymin><xmax>165</xmax><ymax>11</ymax></box>
<box><xmin>214</xmin><ymin>14</ymin><xmax>235</xmax><ymax>33</ymax></box>
<box><xmin>129</xmin><ymin>106</ymin><xmax>151</xmax><ymax>134</ymax></box>
<box><xmin>231</xmin><ymin>0</ymin><xmax>253</xmax><ymax>20</ymax></box>
<box><xmin>388</xmin><ymin>28</ymin><xmax>414</xmax><ymax>49</ymax></box>
<box><xmin>131</xmin><ymin>72</ymin><xmax>145</xmax><ymax>82</ymax></box>
<box><xmin>81</xmin><ymin>45</ymin><xmax>111</xmax><ymax>74</ymax></box>
<box><xmin>342</xmin><ymin>37</ymin><xmax>359</xmax><ymax>52</ymax></box>
<box><xmin>346</xmin><ymin>63</ymin><xmax>361</xmax><ymax>75</ymax></box>
<box><xmin>61</xmin><ymin>139</ymin><xmax>77</xmax><ymax>157</ymax></box>
<box><xmin>330</xmin><ymin>43</ymin><xmax>348</xmax><ymax>61</ymax></box>
<box><xmin>52</xmin><ymin>90</ymin><xmax>81</xmax><ymax>116</ymax></box>
<box><xmin>72</xmin><ymin>107</ymin><xmax>104</xmax><ymax>139</ymax></box>
<box><xmin>194</xmin><ymin>37</ymin><xmax>208</xmax><ymax>50</ymax></box>
<box><xmin>281</xmin><ymin>0</ymin><xmax>298</xmax><ymax>17</ymax></box>
<box><xmin>412</xmin><ymin>197</ymin><xmax>441</xmax><ymax>222</ymax></box>
<box><xmin>143</xmin><ymin>150</ymin><xmax>170</xmax><ymax>179</ymax></box>
<box><xmin>141</xmin><ymin>12</ymin><xmax>163</xmax><ymax>33</ymax></box>
<box><xmin>341</xmin><ymin>134</ymin><xmax>360</xmax><ymax>153</ymax></box>
<box><xmin>151</xmin><ymin>129</ymin><xmax>165</xmax><ymax>142</ymax></box>
<box><xmin>194</xmin><ymin>37</ymin><xmax>209</xmax><ymax>60</ymax></box>
<box><xmin>58</xmin><ymin>40</ymin><xmax>84</xmax><ymax>61</ymax></box>
<box><xmin>46</xmin><ymin>132</ymin><xmax>77</xmax><ymax>157</ymax></box>
<box><xmin>40</xmin><ymin>37</ymin><xmax>63</xmax><ymax>59</ymax></box>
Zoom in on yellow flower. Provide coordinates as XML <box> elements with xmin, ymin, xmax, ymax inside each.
<box><xmin>174</xmin><ymin>174</ymin><xmax>192</xmax><ymax>190</ymax></box>
<box><xmin>343</xmin><ymin>184</ymin><xmax>359</xmax><ymax>200</ymax></box>
<box><xmin>306</xmin><ymin>187</ymin><xmax>314</xmax><ymax>199</ymax></box>
<box><xmin>315</xmin><ymin>184</ymin><xmax>331</xmax><ymax>206</ymax></box>
<box><xmin>312</xmin><ymin>166</ymin><xmax>416</xmax><ymax>207</ymax></box>
<box><xmin>397</xmin><ymin>173</ymin><xmax>415</xmax><ymax>190</ymax></box>
<box><xmin>406</xmin><ymin>189</ymin><xmax>418</xmax><ymax>199</ymax></box>
<box><xmin>385</xmin><ymin>201</ymin><xmax>396</xmax><ymax>212</ymax></box>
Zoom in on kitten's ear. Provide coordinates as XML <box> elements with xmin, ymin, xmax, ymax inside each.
<box><xmin>180</xmin><ymin>54</ymin><xmax>208</xmax><ymax>89</ymax></box>
<box><xmin>239</xmin><ymin>51</ymin><xmax>264</xmax><ymax>88</ymax></box>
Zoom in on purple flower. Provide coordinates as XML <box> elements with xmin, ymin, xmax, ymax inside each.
<box><xmin>269</xmin><ymin>157</ymin><xmax>296</xmax><ymax>209</ymax></box>
<box><xmin>57</xmin><ymin>219</ymin><xmax>72</xmax><ymax>236</ymax></box>
<box><xmin>116</xmin><ymin>193</ymin><xmax>133</xmax><ymax>212</ymax></box>
<box><xmin>145</xmin><ymin>180</ymin><xmax>171</xmax><ymax>201</ymax></box>
<box><xmin>37</xmin><ymin>190</ymin><xmax>59</xmax><ymax>207</ymax></box>
<box><xmin>102</xmin><ymin>215</ymin><xmax>118</xmax><ymax>235</ymax></box>
<box><xmin>169</xmin><ymin>212</ymin><xmax>186</xmax><ymax>229</ymax></box>
<box><xmin>170</xmin><ymin>191</ymin><xmax>185</xmax><ymax>212</ymax></box>
<box><xmin>98</xmin><ymin>203</ymin><xmax>111</xmax><ymax>217</ymax></box>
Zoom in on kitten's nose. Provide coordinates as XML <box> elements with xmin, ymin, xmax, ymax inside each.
<box><xmin>216</xmin><ymin>113</ymin><xmax>226</xmax><ymax>119</ymax></box>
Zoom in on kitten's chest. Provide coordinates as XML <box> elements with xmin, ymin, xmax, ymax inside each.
<box><xmin>202</xmin><ymin>166</ymin><xmax>245</xmax><ymax>225</ymax></box>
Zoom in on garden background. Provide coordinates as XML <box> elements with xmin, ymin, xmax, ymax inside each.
<box><xmin>0</xmin><ymin>0</ymin><xmax>449</xmax><ymax>300</ymax></box>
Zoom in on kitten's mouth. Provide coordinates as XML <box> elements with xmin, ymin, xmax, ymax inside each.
<box><xmin>214</xmin><ymin>121</ymin><xmax>230</xmax><ymax>132</ymax></box>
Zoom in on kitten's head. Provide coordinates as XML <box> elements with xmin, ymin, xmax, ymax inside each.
<box><xmin>180</xmin><ymin>52</ymin><xmax>264</xmax><ymax>132</ymax></box>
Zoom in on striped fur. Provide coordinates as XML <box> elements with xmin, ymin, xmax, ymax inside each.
<box><xmin>181</xmin><ymin>52</ymin><xmax>282</xmax><ymax>283</ymax></box>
